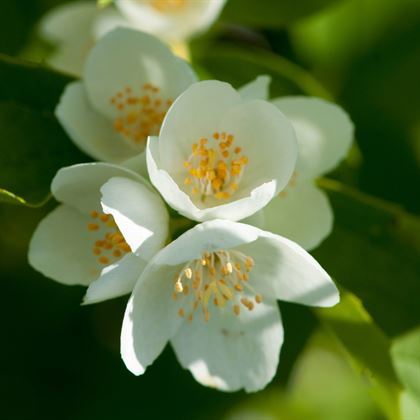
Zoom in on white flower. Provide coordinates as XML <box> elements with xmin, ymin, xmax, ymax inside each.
<box><xmin>240</xmin><ymin>76</ymin><xmax>354</xmax><ymax>250</ymax></box>
<box><xmin>55</xmin><ymin>27</ymin><xmax>197</xmax><ymax>163</ymax></box>
<box><xmin>147</xmin><ymin>80</ymin><xmax>298</xmax><ymax>222</ymax></box>
<box><xmin>39</xmin><ymin>1</ymin><xmax>131</xmax><ymax>76</ymax></box>
<box><xmin>120</xmin><ymin>219</ymin><xmax>339</xmax><ymax>392</ymax></box>
<box><xmin>115</xmin><ymin>0</ymin><xmax>227</xmax><ymax>42</ymax></box>
<box><xmin>264</xmin><ymin>97</ymin><xmax>354</xmax><ymax>250</ymax></box>
<box><xmin>28</xmin><ymin>162</ymin><xmax>169</xmax><ymax>304</ymax></box>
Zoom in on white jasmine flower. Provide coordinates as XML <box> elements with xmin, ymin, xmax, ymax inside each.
<box><xmin>237</xmin><ymin>76</ymin><xmax>354</xmax><ymax>250</ymax></box>
<box><xmin>115</xmin><ymin>0</ymin><xmax>227</xmax><ymax>42</ymax></box>
<box><xmin>263</xmin><ymin>96</ymin><xmax>354</xmax><ymax>250</ymax></box>
<box><xmin>39</xmin><ymin>1</ymin><xmax>130</xmax><ymax>76</ymax></box>
<box><xmin>120</xmin><ymin>219</ymin><xmax>339</xmax><ymax>392</ymax></box>
<box><xmin>147</xmin><ymin>80</ymin><xmax>298</xmax><ymax>222</ymax></box>
<box><xmin>28</xmin><ymin>163</ymin><xmax>169</xmax><ymax>304</ymax></box>
<box><xmin>55</xmin><ymin>27</ymin><xmax>197</xmax><ymax>163</ymax></box>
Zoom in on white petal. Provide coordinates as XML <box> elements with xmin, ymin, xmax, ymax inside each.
<box><xmin>261</xmin><ymin>182</ymin><xmax>333</xmax><ymax>251</ymax></box>
<box><xmin>220</xmin><ymin>99</ymin><xmax>297</xmax><ymax>194</ymax></box>
<box><xmin>239</xmin><ymin>75</ymin><xmax>271</xmax><ymax>101</ymax></box>
<box><xmin>39</xmin><ymin>1</ymin><xmax>97</xmax><ymax>43</ymax></box>
<box><xmin>157</xmin><ymin>80</ymin><xmax>241</xmax><ymax>172</ymax></box>
<box><xmin>272</xmin><ymin>96</ymin><xmax>354</xmax><ymax>179</ymax></box>
<box><xmin>121</xmin><ymin>263</ymin><xmax>184</xmax><ymax>375</ymax></box>
<box><xmin>92</xmin><ymin>8</ymin><xmax>132</xmax><ymax>40</ymax></box>
<box><xmin>239</xmin><ymin>232</ymin><xmax>339</xmax><ymax>307</ymax></box>
<box><xmin>100</xmin><ymin>177</ymin><xmax>169</xmax><ymax>258</ymax></box>
<box><xmin>150</xmin><ymin>219</ymin><xmax>261</xmax><ymax>266</ymax></box>
<box><xmin>56</xmin><ymin>81</ymin><xmax>136</xmax><ymax>162</ymax></box>
<box><xmin>28</xmin><ymin>205</ymin><xmax>104</xmax><ymax>286</ymax></box>
<box><xmin>147</xmin><ymin>138</ymin><xmax>277</xmax><ymax>222</ymax></box>
<box><xmin>171</xmin><ymin>300</ymin><xmax>283</xmax><ymax>392</ymax></box>
<box><xmin>115</xmin><ymin>0</ymin><xmax>226</xmax><ymax>42</ymax></box>
<box><xmin>52</xmin><ymin>162</ymin><xmax>145</xmax><ymax>214</ymax></box>
<box><xmin>83</xmin><ymin>253</ymin><xmax>146</xmax><ymax>304</ymax></box>
<box><xmin>84</xmin><ymin>27</ymin><xmax>197</xmax><ymax>119</ymax></box>
<box><xmin>121</xmin><ymin>152</ymin><xmax>148</xmax><ymax>179</ymax></box>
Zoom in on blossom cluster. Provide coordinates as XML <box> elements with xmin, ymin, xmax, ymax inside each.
<box><xmin>29</xmin><ymin>1</ymin><xmax>354</xmax><ymax>393</ymax></box>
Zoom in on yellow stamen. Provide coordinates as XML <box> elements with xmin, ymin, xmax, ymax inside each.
<box><xmin>183</xmin><ymin>131</ymin><xmax>248</xmax><ymax>202</ymax></box>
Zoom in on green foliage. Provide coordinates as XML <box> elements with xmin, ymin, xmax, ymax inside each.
<box><xmin>392</xmin><ymin>327</ymin><xmax>420</xmax><ymax>410</ymax></box>
<box><xmin>0</xmin><ymin>54</ymin><xmax>88</xmax><ymax>204</ymax></box>
<box><xmin>221</xmin><ymin>0</ymin><xmax>338</xmax><ymax>28</ymax></box>
<box><xmin>318</xmin><ymin>293</ymin><xmax>400</xmax><ymax>419</ymax></box>
<box><xmin>315</xmin><ymin>180</ymin><xmax>420</xmax><ymax>338</ymax></box>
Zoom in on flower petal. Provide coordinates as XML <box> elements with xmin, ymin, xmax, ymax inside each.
<box><xmin>121</xmin><ymin>263</ymin><xmax>184</xmax><ymax>375</ymax></box>
<box><xmin>151</xmin><ymin>219</ymin><xmax>261</xmax><ymax>266</ymax></box>
<box><xmin>39</xmin><ymin>1</ymin><xmax>96</xmax><ymax>43</ymax></box>
<box><xmin>238</xmin><ymin>75</ymin><xmax>271</xmax><ymax>101</ymax></box>
<box><xmin>272</xmin><ymin>96</ymin><xmax>354</xmax><ymax>179</ymax></box>
<box><xmin>238</xmin><ymin>232</ymin><xmax>339</xmax><ymax>307</ymax></box>
<box><xmin>84</xmin><ymin>27</ymin><xmax>197</xmax><ymax>119</ymax></box>
<box><xmin>83</xmin><ymin>253</ymin><xmax>146</xmax><ymax>304</ymax></box>
<box><xmin>56</xmin><ymin>81</ymin><xmax>136</xmax><ymax>162</ymax></box>
<box><xmin>39</xmin><ymin>2</ymin><xmax>98</xmax><ymax>76</ymax></box>
<box><xmin>28</xmin><ymin>204</ymin><xmax>104</xmax><ymax>286</ymax></box>
<box><xmin>147</xmin><ymin>138</ymin><xmax>277</xmax><ymax>222</ymax></box>
<box><xmin>52</xmin><ymin>162</ymin><xmax>145</xmax><ymax>214</ymax></box>
<box><xmin>100</xmin><ymin>177</ymin><xmax>169</xmax><ymax>258</ymax></box>
<box><xmin>158</xmin><ymin>80</ymin><xmax>241</xmax><ymax>172</ymax></box>
<box><xmin>115</xmin><ymin>0</ymin><xmax>226</xmax><ymax>42</ymax></box>
<box><xmin>219</xmin><ymin>98</ymin><xmax>297</xmax><ymax>194</ymax></box>
<box><xmin>261</xmin><ymin>182</ymin><xmax>333</xmax><ymax>251</ymax></box>
<box><xmin>171</xmin><ymin>300</ymin><xmax>283</xmax><ymax>392</ymax></box>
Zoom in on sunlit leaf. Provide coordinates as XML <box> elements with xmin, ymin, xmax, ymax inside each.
<box><xmin>317</xmin><ymin>292</ymin><xmax>401</xmax><ymax>419</ymax></box>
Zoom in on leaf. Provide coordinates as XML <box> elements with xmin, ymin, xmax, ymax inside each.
<box><xmin>221</xmin><ymin>0</ymin><xmax>337</xmax><ymax>28</ymax></box>
<box><xmin>0</xmin><ymin>0</ymin><xmax>65</xmax><ymax>55</ymax></box>
<box><xmin>98</xmin><ymin>0</ymin><xmax>113</xmax><ymax>7</ymax></box>
<box><xmin>314</xmin><ymin>179</ymin><xmax>420</xmax><ymax>338</ymax></box>
<box><xmin>391</xmin><ymin>327</ymin><xmax>420</xmax><ymax>409</ymax></box>
<box><xmin>0</xmin><ymin>54</ymin><xmax>89</xmax><ymax>205</ymax></box>
<box><xmin>317</xmin><ymin>292</ymin><xmax>401</xmax><ymax>419</ymax></box>
<box><xmin>400</xmin><ymin>391</ymin><xmax>420</xmax><ymax>420</ymax></box>
<box><xmin>192</xmin><ymin>45</ymin><xmax>331</xmax><ymax>99</ymax></box>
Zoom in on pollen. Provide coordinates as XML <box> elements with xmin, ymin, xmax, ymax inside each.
<box><xmin>86</xmin><ymin>210</ymin><xmax>131</xmax><ymax>267</ymax></box>
<box><xmin>150</xmin><ymin>0</ymin><xmax>187</xmax><ymax>13</ymax></box>
<box><xmin>110</xmin><ymin>83</ymin><xmax>173</xmax><ymax>148</ymax></box>
<box><xmin>183</xmin><ymin>132</ymin><xmax>249</xmax><ymax>202</ymax></box>
<box><xmin>173</xmin><ymin>249</ymin><xmax>261</xmax><ymax>322</ymax></box>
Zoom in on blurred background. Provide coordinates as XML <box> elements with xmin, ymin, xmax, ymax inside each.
<box><xmin>0</xmin><ymin>0</ymin><xmax>419</xmax><ymax>419</ymax></box>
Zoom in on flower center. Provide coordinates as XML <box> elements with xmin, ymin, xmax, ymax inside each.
<box><xmin>87</xmin><ymin>211</ymin><xmax>131</xmax><ymax>266</ymax></box>
<box><xmin>110</xmin><ymin>83</ymin><xmax>173</xmax><ymax>147</ymax></box>
<box><xmin>172</xmin><ymin>250</ymin><xmax>262</xmax><ymax>322</ymax></box>
<box><xmin>183</xmin><ymin>132</ymin><xmax>249</xmax><ymax>202</ymax></box>
<box><xmin>150</xmin><ymin>0</ymin><xmax>187</xmax><ymax>13</ymax></box>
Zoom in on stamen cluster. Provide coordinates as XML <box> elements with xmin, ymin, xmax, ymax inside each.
<box><xmin>173</xmin><ymin>250</ymin><xmax>262</xmax><ymax>322</ymax></box>
<box><xmin>111</xmin><ymin>83</ymin><xmax>173</xmax><ymax>146</ymax></box>
<box><xmin>183</xmin><ymin>132</ymin><xmax>249</xmax><ymax>201</ymax></box>
<box><xmin>87</xmin><ymin>211</ymin><xmax>131</xmax><ymax>266</ymax></box>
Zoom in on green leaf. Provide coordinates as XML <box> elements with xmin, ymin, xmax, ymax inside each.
<box><xmin>98</xmin><ymin>0</ymin><xmax>113</xmax><ymax>7</ymax></box>
<box><xmin>221</xmin><ymin>0</ymin><xmax>338</xmax><ymax>28</ymax></box>
<box><xmin>314</xmin><ymin>179</ymin><xmax>420</xmax><ymax>338</ymax></box>
<box><xmin>192</xmin><ymin>45</ymin><xmax>332</xmax><ymax>99</ymax></box>
<box><xmin>0</xmin><ymin>54</ymin><xmax>89</xmax><ymax>205</ymax></box>
<box><xmin>392</xmin><ymin>327</ymin><xmax>420</xmax><ymax>409</ymax></box>
<box><xmin>400</xmin><ymin>391</ymin><xmax>420</xmax><ymax>420</ymax></box>
<box><xmin>317</xmin><ymin>292</ymin><xmax>401</xmax><ymax>419</ymax></box>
